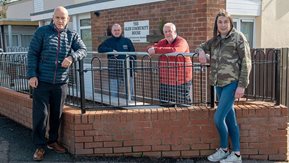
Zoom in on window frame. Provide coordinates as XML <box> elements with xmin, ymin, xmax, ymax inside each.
<box><xmin>77</xmin><ymin>14</ymin><xmax>92</xmax><ymax>61</ymax></box>
<box><xmin>5</xmin><ymin>34</ymin><xmax>20</xmax><ymax>47</ymax></box>
<box><xmin>75</xmin><ymin>14</ymin><xmax>93</xmax><ymax>91</ymax></box>
<box><xmin>233</xmin><ymin>17</ymin><xmax>256</xmax><ymax>48</ymax></box>
<box><xmin>20</xmin><ymin>34</ymin><xmax>34</xmax><ymax>48</ymax></box>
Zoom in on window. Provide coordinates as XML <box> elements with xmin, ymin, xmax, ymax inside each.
<box><xmin>80</xmin><ymin>18</ymin><xmax>92</xmax><ymax>52</ymax></box>
<box><xmin>5</xmin><ymin>35</ymin><xmax>19</xmax><ymax>47</ymax></box>
<box><xmin>79</xmin><ymin>18</ymin><xmax>92</xmax><ymax>51</ymax></box>
<box><xmin>80</xmin><ymin>29</ymin><xmax>92</xmax><ymax>50</ymax></box>
<box><xmin>233</xmin><ymin>18</ymin><xmax>255</xmax><ymax>48</ymax></box>
<box><xmin>80</xmin><ymin>19</ymin><xmax>91</xmax><ymax>27</ymax></box>
<box><xmin>79</xmin><ymin>17</ymin><xmax>92</xmax><ymax>59</ymax></box>
<box><xmin>21</xmin><ymin>35</ymin><xmax>33</xmax><ymax>48</ymax></box>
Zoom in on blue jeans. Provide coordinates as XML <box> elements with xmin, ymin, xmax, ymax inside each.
<box><xmin>214</xmin><ymin>81</ymin><xmax>240</xmax><ymax>151</ymax></box>
<box><xmin>109</xmin><ymin>77</ymin><xmax>134</xmax><ymax>99</ymax></box>
<box><xmin>109</xmin><ymin>79</ymin><xmax>119</xmax><ymax>97</ymax></box>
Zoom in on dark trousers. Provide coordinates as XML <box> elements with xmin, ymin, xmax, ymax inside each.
<box><xmin>159</xmin><ymin>81</ymin><xmax>192</xmax><ymax>105</ymax></box>
<box><xmin>32</xmin><ymin>82</ymin><xmax>67</xmax><ymax>148</ymax></box>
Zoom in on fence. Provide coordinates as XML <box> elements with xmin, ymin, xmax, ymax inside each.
<box><xmin>0</xmin><ymin>49</ymin><xmax>283</xmax><ymax>113</ymax></box>
<box><xmin>245</xmin><ymin>48</ymin><xmax>280</xmax><ymax>104</ymax></box>
<box><xmin>6</xmin><ymin>47</ymin><xmax>29</xmax><ymax>52</ymax></box>
<box><xmin>84</xmin><ymin>52</ymin><xmax>210</xmax><ymax>110</ymax></box>
<box><xmin>0</xmin><ymin>52</ymin><xmax>28</xmax><ymax>93</ymax></box>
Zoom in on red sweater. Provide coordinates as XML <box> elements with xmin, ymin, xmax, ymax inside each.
<box><xmin>149</xmin><ymin>36</ymin><xmax>192</xmax><ymax>85</ymax></box>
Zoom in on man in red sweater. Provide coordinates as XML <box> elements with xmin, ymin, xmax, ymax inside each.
<box><xmin>147</xmin><ymin>22</ymin><xmax>192</xmax><ymax>106</ymax></box>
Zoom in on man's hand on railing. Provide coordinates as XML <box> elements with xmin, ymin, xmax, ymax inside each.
<box><xmin>29</xmin><ymin>77</ymin><xmax>38</xmax><ymax>88</ymax></box>
<box><xmin>61</xmin><ymin>56</ymin><xmax>73</xmax><ymax>68</ymax></box>
<box><xmin>112</xmin><ymin>50</ymin><xmax>119</xmax><ymax>57</ymax></box>
<box><xmin>147</xmin><ymin>47</ymin><xmax>155</xmax><ymax>55</ymax></box>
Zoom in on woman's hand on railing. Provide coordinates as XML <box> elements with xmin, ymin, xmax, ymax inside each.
<box><xmin>197</xmin><ymin>49</ymin><xmax>207</xmax><ymax>64</ymax></box>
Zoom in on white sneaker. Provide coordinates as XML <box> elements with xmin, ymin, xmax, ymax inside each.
<box><xmin>207</xmin><ymin>148</ymin><xmax>230</xmax><ymax>162</ymax></box>
<box><xmin>220</xmin><ymin>152</ymin><xmax>242</xmax><ymax>163</ymax></box>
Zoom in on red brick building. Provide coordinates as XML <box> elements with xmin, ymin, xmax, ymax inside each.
<box><xmin>91</xmin><ymin>0</ymin><xmax>225</xmax><ymax>52</ymax></box>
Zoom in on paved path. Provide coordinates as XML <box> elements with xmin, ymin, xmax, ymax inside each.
<box><xmin>0</xmin><ymin>114</ymin><xmax>286</xmax><ymax>163</ymax></box>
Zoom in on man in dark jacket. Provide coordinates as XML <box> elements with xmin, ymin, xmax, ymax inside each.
<box><xmin>98</xmin><ymin>23</ymin><xmax>135</xmax><ymax>98</ymax></box>
<box><xmin>27</xmin><ymin>6</ymin><xmax>86</xmax><ymax>161</ymax></box>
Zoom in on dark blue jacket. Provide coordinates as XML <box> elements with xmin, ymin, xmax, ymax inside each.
<box><xmin>98</xmin><ymin>36</ymin><xmax>135</xmax><ymax>79</ymax></box>
<box><xmin>27</xmin><ymin>23</ymin><xmax>87</xmax><ymax>84</ymax></box>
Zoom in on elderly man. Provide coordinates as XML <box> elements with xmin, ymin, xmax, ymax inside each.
<box><xmin>147</xmin><ymin>22</ymin><xmax>192</xmax><ymax>106</ymax></box>
<box><xmin>27</xmin><ymin>6</ymin><xmax>86</xmax><ymax>161</ymax></box>
<box><xmin>98</xmin><ymin>23</ymin><xmax>136</xmax><ymax>98</ymax></box>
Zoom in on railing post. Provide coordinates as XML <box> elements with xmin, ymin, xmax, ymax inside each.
<box><xmin>79</xmin><ymin>60</ymin><xmax>86</xmax><ymax>114</ymax></box>
<box><xmin>275</xmin><ymin>49</ymin><xmax>281</xmax><ymax>105</ymax></box>
<box><xmin>125</xmin><ymin>54</ymin><xmax>131</xmax><ymax>101</ymax></box>
<box><xmin>210</xmin><ymin>85</ymin><xmax>215</xmax><ymax>108</ymax></box>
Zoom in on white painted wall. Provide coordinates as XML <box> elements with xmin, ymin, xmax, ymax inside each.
<box><xmin>43</xmin><ymin>0</ymin><xmax>74</xmax><ymax>11</ymax></box>
<box><xmin>6</xmin><ymin>0</ymin><xmax>34</xmax><ymax>19</ymax></box>
<box><xmin>226</xmin><ymin>0</ymin><xmax>261</xmax><ymax>16</ymax></box>
<box><xmin>33</xmin><ymin>0</ymin><xmax>43</xmax><ymax>12</ymax></box>
<box><xmin>31</xmin><ymin>0</ymin><xmax>165</xmax><ymax>21</ymax></box>
<box><xmin>260</xmin><ymin>0</ymin><xmax>289</xmax><ymax>48</ymax></box>
<box><xmin>227</xmin><ymin>0</ymin><xmax>289</xmax><ymax>48</ymax></box>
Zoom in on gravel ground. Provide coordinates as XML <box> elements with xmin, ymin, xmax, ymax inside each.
<box><xmin>0</xmin><ymin>114</ymin><xmax>285</xmax><ymax>163</ymax></box>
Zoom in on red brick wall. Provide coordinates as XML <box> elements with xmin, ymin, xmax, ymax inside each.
<box><xmin>0</xmin><ymin>87</ymin><xmax>32</xmax><ymax>128</ymax></box>
<box><xmin>91</xmin><ymin>0</ymin><xmax>226</xmax><ymax>52</ymax></box>
<box><xmin>0</xmin><ymin>87</ymin><xmax>288</xmax><ymax>161</ymax></box>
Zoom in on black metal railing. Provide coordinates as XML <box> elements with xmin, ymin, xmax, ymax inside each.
<box><xmin>0</xmin><ymin>49</ymin><xmax>283</xmax><ymax>113</ymax></box>
<box><xmin>245</xmin><ymin>49</ymin><xmax>280</xmax><ymax>104</ymax></box>
<box><xmin>84</xmin><ymin>52</ymin><xmax>210</xmax><ymax>111</ymax></box>
<box><xmin>0</xmin><ymin>52</ymin><xmax>29</xmax><ymax>93</ymax></box>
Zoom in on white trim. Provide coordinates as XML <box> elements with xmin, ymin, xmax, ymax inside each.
<box><xmin>233</xmin><ymin>19</ymin><xmax>241</xmax><ymax>31</ymax></box>
<box><xmin>18</xmin><ymin>34</ymin><xmax>21</xmax><ymax>47</ymax></box>
<box><xmin>8</xmin><ymin>25</ymin><xmax>12</xmax><ymax>47</ymax></box>
<box><xmin>78</xmin><ymin>14</ymin><xmax>90</xmax><ymax>20</ymax></box>
<box><xmin>31</xmin><ymin>0</ymin><xmax>166</xmax><ymax>21</ymax></box>
<box><xmin>241</xmin><ymin>19</ymin><xmax>254</xmax><ymax>23</ymax></box>
<box><xmin>252</xmin><ymin>19</ymin><xmax>256</xmax><ymax>48</ymax></box>
<box><xmin>72</xmin><ymin>15</ymin><xmax>78</xmax><ymax>31</ymax></box>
